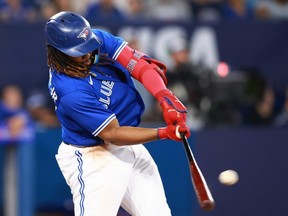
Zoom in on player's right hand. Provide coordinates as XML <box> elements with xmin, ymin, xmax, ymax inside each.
<box><xmin>158</xmin><ymin>123</ymin><xmax>191</xmax><ymax>142</ymax></box>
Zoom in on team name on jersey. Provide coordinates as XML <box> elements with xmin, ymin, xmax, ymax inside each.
<box><xmin>50</xmin><ymin>87</ymin><xmax>58</xmax><ymax>110</ymax></box>
<box><xmin>99</xmin><ymin>80</ymin><xmax>114</xmax><ymax>109</ymax></box>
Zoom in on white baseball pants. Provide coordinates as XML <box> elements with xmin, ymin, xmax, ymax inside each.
<box><xmin>55</xmin><ymin>142</ymin><xmax>172</xmax><ymax>216</ymax></box>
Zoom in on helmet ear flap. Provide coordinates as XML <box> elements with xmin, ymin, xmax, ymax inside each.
<box><xmin>44</xmin><ymin>11</ymin><xmax>101</xmax><ymax>57</ymax></box>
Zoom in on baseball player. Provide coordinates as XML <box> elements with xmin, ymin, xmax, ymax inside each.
<box><xmin>44</xmin><ymin>11</ymin><xmax>190</xmax><ymax>216</ymax></box>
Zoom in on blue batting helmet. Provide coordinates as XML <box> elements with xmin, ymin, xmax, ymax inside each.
<box><xmin>44</xmin><ymin>11</ymin><xmax>101</xmax><ymax>57</ymax></box>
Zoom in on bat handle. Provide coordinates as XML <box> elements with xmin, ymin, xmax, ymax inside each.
<box><xmin>180</xmin><ymin>133</ymin><xmax>193</xmax><ymax>162</ymax></box>
<box><xmin>180</xmin><ymin>132</ymin><xmax>188</xmax><ymax>142</ymax></box>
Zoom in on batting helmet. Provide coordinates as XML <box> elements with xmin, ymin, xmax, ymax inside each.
<box><xmin>44</xmin><ymin>11</ymin><xmax>101</xmax><ymax>57</ymax></box>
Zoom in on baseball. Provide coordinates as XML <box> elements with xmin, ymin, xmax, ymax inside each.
<box><xmin>218</xmin><ymin>169</ymin><xmax>239</xmax><ymax>186</ymax></box>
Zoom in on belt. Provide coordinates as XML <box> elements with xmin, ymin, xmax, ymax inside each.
<box><xmin>63</xmin><ymin>142</ymin><xmax>87</xmax><ymax>148</ymax></box>
<box><xmin>63</xmin><ymin>141</ymin><xmax>102</xmax><ymax>148</ymax></box>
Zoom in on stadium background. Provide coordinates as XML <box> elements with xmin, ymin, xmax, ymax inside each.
<box><xmin>0</xmin><ymin>19</ymin><xmax>288</xmax><ymax>216</ymax></box>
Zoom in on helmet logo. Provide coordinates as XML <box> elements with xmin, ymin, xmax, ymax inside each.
<box><xmin>77</xmin><ymin>28</ymin><xmax>89</xmax><ymax>41</ymax></box>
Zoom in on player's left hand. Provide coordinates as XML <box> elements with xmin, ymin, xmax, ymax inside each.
<box><xmin>155</xmin><ymin>89</ymin><xmax>187</xmax><ymax>126</ymax></box>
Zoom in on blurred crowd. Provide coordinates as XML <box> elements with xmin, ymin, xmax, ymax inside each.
<box><xmin>0</xmin><ymin>0</ymin><xmax>288</xmax><ymax>23</ymax></box>
<box><xmin>0</xmin><ymin>85</ymin><xmax>59</xmax><ymax>139</ymax></box>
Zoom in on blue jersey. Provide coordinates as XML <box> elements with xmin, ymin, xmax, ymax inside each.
<box><xmin>48</xmin><ymin>30</ymin><xmax>145</xmax><ymax>146</ymax></box>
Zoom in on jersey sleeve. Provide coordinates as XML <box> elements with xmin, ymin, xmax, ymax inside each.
<box><xmin>92</xmin><ymin>29</ymin><xmax>127</xmax><ymax>60</ymax></box>
<box><xmin>59</xmin><ymin>90</ymin><xmax>116</xmax><ymax>137</ymax></box>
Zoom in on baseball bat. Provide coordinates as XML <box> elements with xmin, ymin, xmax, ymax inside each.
<box><xmin>180</xmin><ymin>133</ymin><xmax>215</xmax><ymax>211</ymax></box>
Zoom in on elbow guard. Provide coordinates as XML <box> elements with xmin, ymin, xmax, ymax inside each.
<box><xmin>116</xmin><ymin>45</ymin><xmax>167</xmax><ymax>85</ymax></box>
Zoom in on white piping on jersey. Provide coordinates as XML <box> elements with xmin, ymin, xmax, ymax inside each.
<box><xmin>88</xmin><ymin>75</ymin><xmax>93</xmax><ymax>85</ymax></box>
<box><xmin>48</xmin><ymin>70</ymin><xmax>52</xmax><ymax>87</ymax></box>
<box><xmin>92</xmin><ymin>114</ymin><xmax>116</xmax><ymax>136</ymax></box>
<box><xmin>112</xmin><ymin>41</ymin><xmax>128</xmax><ymax>60</ymax></box>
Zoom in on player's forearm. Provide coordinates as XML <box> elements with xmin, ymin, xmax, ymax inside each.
<box><xmin>116</xmin><ymin>45</ymin><xmax>167</xmax><ymax>96</ymax></box>
<box><xmin>138</xmin><ymin>70</ymin><xmax>167</xmax><ymax>96</ymax></box>
<box><xmin>99</xmin><ymin>126</ymin><xmax>159</xmax><ymax>146</ymax></box>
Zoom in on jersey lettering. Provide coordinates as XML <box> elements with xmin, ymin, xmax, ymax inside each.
<box><xmin>99</xmin><ymin>80</ymin><xmax>114</xmax><ymax>109</ymax></box>
<box><xmin>50</xmin><ymin>87</ymin><xmax>58</xmax><ymax>110</ymax></box>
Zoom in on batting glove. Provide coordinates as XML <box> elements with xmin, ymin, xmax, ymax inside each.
<box><xmin>158</xmin><ymin>123</ymin><xmax>191</xmax><ymax>142</ymax></box>
<box><xmin>155</xmin><ymin>89</ymin><xmax>187</xmax><ymax>125</ymax></box>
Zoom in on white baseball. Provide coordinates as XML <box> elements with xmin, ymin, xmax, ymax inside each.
<box><xmin>218</xmin><ymin>169</ymin><xmax>239</xmax><ymax>186</ymax></box>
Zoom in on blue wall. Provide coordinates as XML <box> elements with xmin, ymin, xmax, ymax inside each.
<box><xmin>193</xmin><ymin>128</ymin><xmax>288</xmax><ymax>216</ymax></box>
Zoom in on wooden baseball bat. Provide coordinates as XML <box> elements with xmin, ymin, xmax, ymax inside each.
<box><xmin>180</xmin><ymin>133</ymin><xmax>215</xmax><ymax>211</ymax></box>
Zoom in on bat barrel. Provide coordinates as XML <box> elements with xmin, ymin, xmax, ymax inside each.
<box><xmin>192</xmin><ymin>170</ymin><xmax>215</xmax><ymax>211</ymax></box>
<box><xmin>180</xmin><ymin>133</ymin><xmax>216</xmax><ymax>211</ymax></box>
